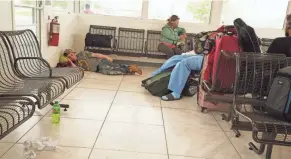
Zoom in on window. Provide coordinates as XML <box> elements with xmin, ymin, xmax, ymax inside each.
<box><xmin>51</xmin><ymin>0</ymin><xmax>74</xmax><ymax>13</ymax></box>
<box><xmin>14</xmin><ymin>7</ymin><xmax>37</xmax><ymax>33</ymax></box>
<box><xmin>14</xmin><ymin>0</ymin><xmax>41</xmax><ymax>36</ymax></box>
<box><xmin>80</xmin><ymin>0</ymin><xmax>143</xmax><ymax>18</ymax></box>
<box><xmin>221</xmin><ymin>0</ymin><xmax>289</xmax><ymax>29</ymax></box>
<box><xmin>148</xmin><ymin>0</ymin><xmax>212</xmax><ymax>23</ymax></box>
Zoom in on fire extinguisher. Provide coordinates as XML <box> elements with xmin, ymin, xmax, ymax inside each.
<box><xmin>48</xmin><ymin>16</ymin><xmax>60</xmax><ymax>46</ymax></box>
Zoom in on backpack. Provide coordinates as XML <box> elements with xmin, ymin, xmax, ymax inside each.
<box><xmin>141</xmin><ymin>70</ymin><xmax>198</xmax><ymax>97</ymax></box>
<box><xmin>266</xmin><ymin>66</ymin><xmax>291</xmax><ymax>121</ymax></box>
<box><xmin>192</xmin><ymin>31</ymin><xmax>215</xmax><ymax>55</ymax></box>
<box><xmin>85</xmin><ymin>33</ymin><xmax>112</xmax><ymax>48</ymax></box>
<box><xmin>234</xmin><ymin>18</ymin><xmax>261</xmax><ymax>53</ymax></box>
<box><xmin>192</xmin><ymin>25</ymin><xmax>237</xmax><ymax>55</ymax></box>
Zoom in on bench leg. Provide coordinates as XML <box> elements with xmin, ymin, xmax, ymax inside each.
<box><xmin>249</xmin><ymin>142</ymin><xmax>266</xmax><ymax>155</ymax></box>
<box><xmin>266</xmin><ymin>144</ymin><xmax>273</xmax><ymax>159</ymax></box>
<box><xmin>249</xmin><ymin>132</ymin><xmax>276</xmax><ymax>158</ymax></box>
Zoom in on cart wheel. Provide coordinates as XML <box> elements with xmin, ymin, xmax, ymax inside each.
<box><xmin>201</xmin><ymin>107</ymin><xmax>208</xmax><ymax>113</ymax></box>
<box><xmin>233</xmin><ymin>129</ymin><xmax>241</xmax><ymax>137</ymax></box>
<box><xmin>221</xmin><ymin>114</ymin><xmax>227</xmax><ymax>120</ymax></box>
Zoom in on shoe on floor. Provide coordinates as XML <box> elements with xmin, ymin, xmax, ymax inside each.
<box><xmin>129</xmin><ymin>65</ymin><xmax>142</xmax><ymax>75</ymax></box>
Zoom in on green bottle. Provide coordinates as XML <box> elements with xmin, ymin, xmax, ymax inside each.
<box><xmin>52</xmin><ymin>101</ymin><xmax>60</xmax><ymax>123</ymax></box>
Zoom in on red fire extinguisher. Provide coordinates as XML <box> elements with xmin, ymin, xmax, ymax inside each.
<box><xmin>48</xmin><ymin>16</ymin><xmax>60</xmax><ymax>46</ymax></box>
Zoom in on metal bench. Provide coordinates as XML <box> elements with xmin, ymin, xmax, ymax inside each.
<box><xmin>116</xmin><ymin>27</ymin><xmax>145</xmax><ymax>57</ymax></box>
<box><xmin>1</xmin><ymin>30</ymin><xmax>84</xmax><ymax>89</ymax></box>
<box><xmin>145</xmin><ymin>30</ymin><xmax>166</xmax><ymax>59</ymax></box>
<box><xmin>222</xmin><ymin>53</ymin><xmax>291</xmax><ymax>159</ymax></box>
<box><xmin>0</xmin><ymin>96</ymin><xmax>35</xmax><ymax>140</ymax></box>
<box><xmin>0</xmin><ymin>33</ymin><xmax>65</xmax><ymax>109</ymax></box>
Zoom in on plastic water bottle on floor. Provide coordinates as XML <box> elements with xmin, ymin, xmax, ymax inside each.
<box><xmin>52</xmin><ymin>101</ymin><xmax>60</xmax><ymax>123</ymax></box>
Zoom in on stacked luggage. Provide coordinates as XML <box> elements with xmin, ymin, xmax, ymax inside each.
<box><xmin>196</xmin><ymin>18</ymin><xmax>261</xmax><ymax>112</ymax></box>
<box><xmin>142</xmin><ymin>18</ymin><xmax>262</xmax><ymax>108</ymax></box>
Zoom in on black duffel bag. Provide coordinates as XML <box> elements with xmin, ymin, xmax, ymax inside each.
<box><xmin>141</xmin><ymin>70</ymin><xmax>198</xmax><ymax>97</ymax></box>
<box><xmin>85</xmin><ymin>33</ymin><xmax>112</xmax><ymax>48</ymax></box>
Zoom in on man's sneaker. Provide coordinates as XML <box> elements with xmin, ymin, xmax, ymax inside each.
<box><xmin>129</xmin><ymin>65</ymin><xmax>142</xmax><ymax>75</ymax></box>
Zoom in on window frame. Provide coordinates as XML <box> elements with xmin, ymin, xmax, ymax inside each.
<box><xmin>220</xmin><ymin>0</ymin><xmax>289</xmax><ymax>29</ymax></box>
<box><xmin>79</xmin><ymin>0</ymin><xmax>144</xmax><ymax>18</ymax></box>
<box><xmin>13</xmin><ymin>0</ymin><xmax>43</xmax><ymax>38</ymax></box>
<box><xmin>51</xmin><ymin>0</ymin><xmax>75</xmax><ymax>14</ymax></box>
<box><xmin>147</xmin><ymin>0</ymin><xmax>213</xmax><ymax>24</ymax></box>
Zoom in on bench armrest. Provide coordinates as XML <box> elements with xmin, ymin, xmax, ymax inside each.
<box><xmin>14</xmin><ymin>57</ymin><xmax>52</xmax><ymax>77</ymax></box>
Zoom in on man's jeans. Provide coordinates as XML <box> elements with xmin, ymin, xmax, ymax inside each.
<box><xmin>152</xmin><ymin>55</ymin><xmax>203</xmax><ymax>95</ymax></box>
<box><xmin>97</xmin><ymin>59</ymin><xmax>131</xmax><ymax>75</ymax></box>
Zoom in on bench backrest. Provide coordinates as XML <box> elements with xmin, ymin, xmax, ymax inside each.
<box><xmin>1</xmin><ymin>30</ymin><xmax>45</xmax><ymax>76</ymax></box>
<box><xmin>145</xmin><ymin>30</ymin><xmax>165</xmax><ymax>58</ymax></box>
<box><xmin>0</xmin><ymin>33</ymin><xmax>21</xmax><ymax>91</ymax></box>
<box><xmin>2</xmin><ymin>30</ymin><xmax>42</xmax><ymax>59</ymax></box>
<box><xmin>234</xmin><ymin>53</ymin><xmax>288</xmax><ymax>100</ymax></box>
<box><xmin>117</xmin><ymin>27</ymin><xmax>145</xmax><ymax>55</ymax></box>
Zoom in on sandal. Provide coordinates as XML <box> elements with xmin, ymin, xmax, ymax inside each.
<box><xmin>161</xmin><ymin>93</ymin><xmax>181</xmax><ymax>101</ymax></box>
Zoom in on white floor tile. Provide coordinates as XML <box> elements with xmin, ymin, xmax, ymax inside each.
<box><xmin>18</xmin><ymin>117</ymin><xmax>102</xmax><ymax>148</ymax></box>
<box><xmin>0</xmin><ymin>116</ymin><xmax>42</xmax><ymax>143</ymax></box>
<box><xmin>165</xmin><ymin>124</ymin><xmax>240</xmax><ymax>159</ymax></box>
<box><xmin>107</xmin><ymin>104</ymin><xmax>163</xmax><ymax>125</ymax></box>
<box><xmin>46</xmin><ymin>99</ymin><xmax>111</xmax><ymax>120</ymax></box>
<box><xmin>113</xmin><ymin>91</ymin><xmax>161</xmax><ymax>107</ymax></box>
<box><xmin>0</xmin><ymin>143</ymin><xmax>13</xmax><ymax>157</ymax></box>
<box><xmin>95</xmin><ymin>122</ymin><xmax>167</xmax><ymax>154</ymax></box>
<box><xmin>1</xmin><ymin>144</ymin><xmax>91</xmax><ymax>159</ymax></box>
<box><xmin>90</xmin><ymin>149</ymin><xmax>167</xmax><ymax>159</ymax></box>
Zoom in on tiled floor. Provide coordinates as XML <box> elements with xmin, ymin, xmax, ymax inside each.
<box><xmin>1</xmin><ymin>67</ymin><xmax>291</xmax><ymax>159</ymax></box>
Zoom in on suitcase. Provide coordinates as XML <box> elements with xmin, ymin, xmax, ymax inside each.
<box><xmin>266</xmin><ymin>66</ymin><xmax>291</xmax><ymax>121</ymax></box>
<box><xmin>211</xmin><ymin>35</ymin><xmax>241</xmax><ymax>92</ymax></box>
<box><xmin>198</xmin><ymin>34</ymin><xmax>241</xmax><ymax>112</ymax></box>
<box><xmin>142</xmin><ymin>70</ymin><xmax>198</xmax><ymax>97</ymax></box>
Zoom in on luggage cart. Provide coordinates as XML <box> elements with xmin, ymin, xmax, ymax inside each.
<box><xmin>222</xmin><ymin>53</ymin><xmax>291</xmax><ymax>159</ymax></box>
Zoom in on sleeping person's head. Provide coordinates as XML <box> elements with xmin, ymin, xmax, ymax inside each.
<box><xmin>64</xmin><ymin>49</ymin><xmax>77</xmax><ymax>62</ymax></box>
<box><xmin>167</xmin><ymin>15</ymin><xmax>180</xmax><ymax>28</ymax></box>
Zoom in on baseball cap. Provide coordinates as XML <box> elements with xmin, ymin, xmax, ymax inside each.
<box><xmin>63</xmin><ymin>49</ymin><xmax>74</xmax><ymax>55</ymax></box>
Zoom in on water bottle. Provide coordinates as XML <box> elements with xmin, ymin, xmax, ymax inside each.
<box><xmin>52</xmin><ymin>101</ymin><xmax>60</xmax><ymax>123</ymax></box>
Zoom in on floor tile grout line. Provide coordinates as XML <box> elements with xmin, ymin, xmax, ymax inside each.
<box><xmin>88</xmin><ymin>147</ymin><xmax>168</xmax><ymax>156</ymax></box>
<box><xmin>211</xmin><ymin>111</ymin><xmax>243</xmax><ymax>159</ymax></box>
<box><xmin>88</xmin><ymin>75</ymin><xmax>124</xmax><ymax>159</ymax></box>
<box><xmin>161</xmin><ymin>104</ymin><xmax>170</xmax><ymax>159</ymax></box>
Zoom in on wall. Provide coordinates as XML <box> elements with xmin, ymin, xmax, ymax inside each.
<box><xmin>41</xmin><ymin>12</ymin><xmax>77</xmax><ymax>66</ymax></box>
<box><xmin>0</xmin><ymin>1</ymin><xmax>13</xmax><ymax>30</ymax></box>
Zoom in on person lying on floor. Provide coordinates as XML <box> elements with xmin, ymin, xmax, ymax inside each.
<box><xmin>57</xmin><ymin>49</ymin><xmax>142</xmax><ymax>75</ymax></box>
<box><xmin>152</xmin><ymin>51</ymin><xmax>203</xmax><ymax>101</ymax></box>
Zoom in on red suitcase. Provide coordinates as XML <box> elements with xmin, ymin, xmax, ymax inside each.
<box><xmin>198</xmin><ymin>35</ymin><xmax>241</xmax><ymax>112</ymax></box>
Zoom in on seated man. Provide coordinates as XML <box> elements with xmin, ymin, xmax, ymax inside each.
<box><xmin>152</xmin><ymin>51</ymin><xmax>203</xmax><ymax>101</ymax></box>
<box><xmin>58</xmin><ymin>49</ymin><xmax>142</xmax><ymax>75</ymax></box>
